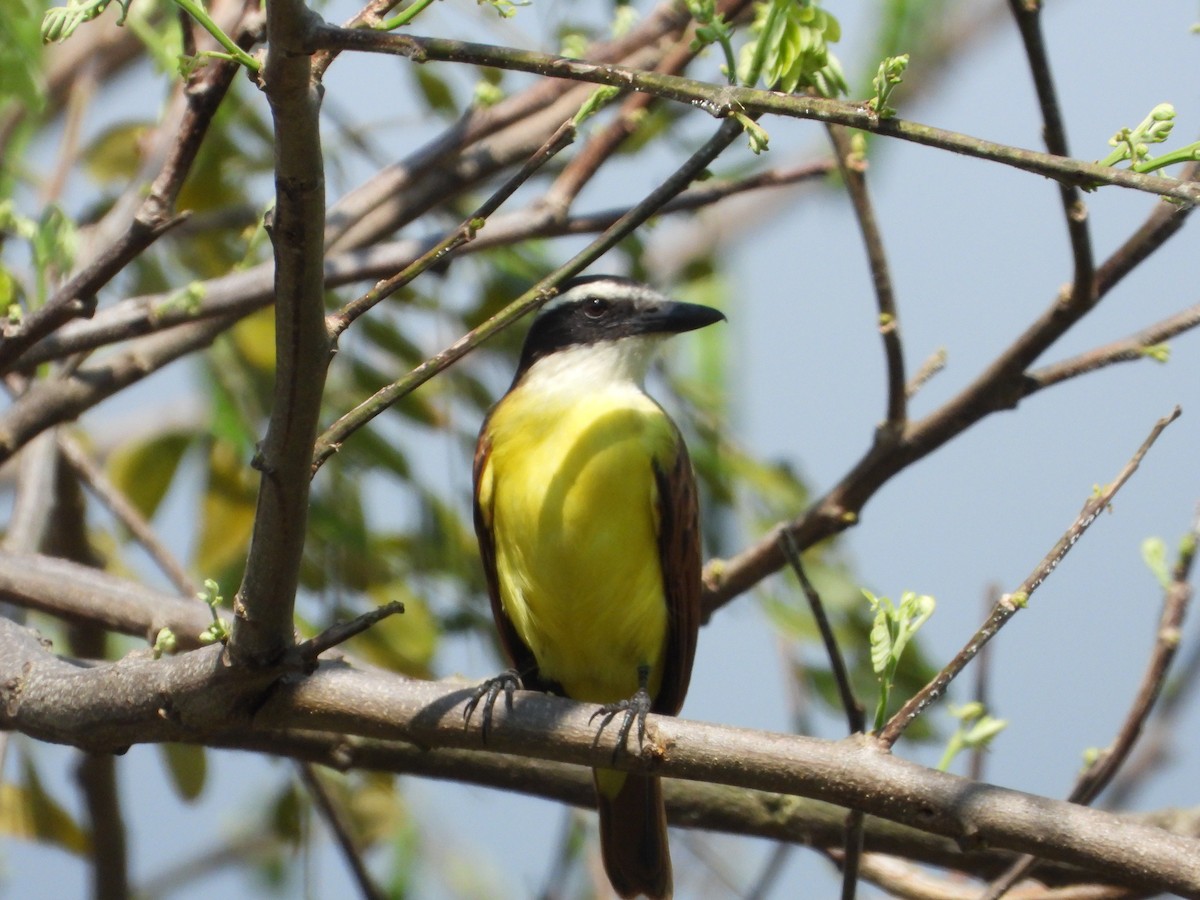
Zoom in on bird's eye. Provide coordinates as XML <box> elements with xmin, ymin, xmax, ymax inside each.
<box><xmin>582</xmin><ymin>298</ymin><xmax>610</xmax><ymax>319</ymax></box>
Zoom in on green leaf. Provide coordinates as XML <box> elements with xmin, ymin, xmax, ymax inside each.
<box><xmin>345</xmin><ymin>585</ymin><xmax>439</xmax><ymax>676</ymax></box>
<box><xmin>0</xmin><ymin>757</ymin><xmax>90</xmax><ymax>854</ymax></box>
<box><xmin>160</xmin><ymin>743</ymin><xmax>208</xmax><ymax>802</ymax></box>
<box><xmin>82</xmin><ymin>121</ymin><xmax>150</xmax><ymax>183</ymax></box>
<box><xmin>1141</xmin><ymin>536</ymin><xmax>1171</xmax><ymax>589</ymax></box>
<box><xmin>107</xmin><ymin>430</ymin><xmax>194</xmax><ymax>520</ymax></box>
<box><xmin>193</xmin><ymin>439</ymin><xmax>256</xmax><ymax>579</ymax></box>
<box><xmin>413</xmin><ymin>67</ymin><xmax>458</xmax><ymax>116</ymax></box>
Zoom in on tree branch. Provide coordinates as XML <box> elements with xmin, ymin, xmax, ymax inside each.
<box><xmin>3</xmin><ymin>620</ymin><xmax>1200</xmax><ymax>896</ymax></box>
<box><xmin>309</xmin><ymin>26</ymin><xmax>1200</xmax><ymax>205</ymax></box>
<box><xmin>879</xmin><ymin>407</ymin><xmax>1181</xmax><ymax>745</ymax></box>
<box><xmin>1007</xmin><ymin>0</ymin><xmax>1095</xmax><ymax>308</ymax></box>
<box><xmin>230</xmin><ymin>1</ymin><xmax>332</xmax><ymax>665</ymax></box>
<box><xmin>311</xmin><ymin>117</ymin><xmax>748</xmax><ymax>472</ymax></box>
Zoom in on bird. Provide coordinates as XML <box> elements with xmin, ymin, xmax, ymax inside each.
<box><xmin>467</xmin><ymin>274</ymin><xmax>724</xmax><ymax>899</ymax></box>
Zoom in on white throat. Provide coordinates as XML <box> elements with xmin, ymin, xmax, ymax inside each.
<box><xmin>519</xmin><ymin>335</ymin><xmax>665</xmax><ymax>397</ymax></box>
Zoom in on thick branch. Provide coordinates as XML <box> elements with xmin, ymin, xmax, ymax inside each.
<box><xmin>0</xmin><ymin>316</ymin><xmax>236</xmax><ymax>466</ymax></box>
<box><xmin>0</xmin><ymin>550</ymin><xmax>212</xmax><ymax>648</ymax></box>
<box><xmin>3</xmin><ymin>621</ymin><xmax>1199</xmax><ymax>897</ymax></box>
<box><xmin>231</xmin><ymin>2</ymin><xmax>332</xmax><ymax>664</ymax></box>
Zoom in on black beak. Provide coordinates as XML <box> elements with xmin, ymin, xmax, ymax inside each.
<box><xmin>633</xmin><ymin>300</ymin><xmax>726</xmax><ymax>336</ymax></box>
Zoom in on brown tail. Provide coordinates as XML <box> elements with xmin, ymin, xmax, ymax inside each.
<box><xmin>595</xmin><ymin>771</ymin><xmax>672</xmax><ymax>899</ymax></box>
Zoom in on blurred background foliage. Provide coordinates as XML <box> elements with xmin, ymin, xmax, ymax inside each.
<box><xmin>0</xmin><ymin>0</ymin><xmax>999</xmax><ymax>894</ymax></box>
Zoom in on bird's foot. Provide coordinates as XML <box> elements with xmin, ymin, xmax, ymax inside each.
<box><xmin>463</xmin><ymin>668</ymin><xmax>523</xmax><ymax>741</ymax></box>
<box><xmin>590</xmin><ymin>685</ymin><xmax>652</xmax><ymax>763</ymax></box>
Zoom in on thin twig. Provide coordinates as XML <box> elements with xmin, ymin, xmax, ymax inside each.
<box><xmin>1007</xmin><ymin>0</ymin><xmax>1095</xmax><ymax>308</ymax></box>
<box><xmin>905</xmin><ymin>348</ymin><xmax>947</xmax><ymax>399</ymax></box>
<box><xmin>310</xmin><ymin>117</ymin><xmax>748</xmax><ymax>473</ymax></box>
<box><xmin>56</xmin><ymin>433</ymin><xmax>197</xmax><ymax>597</ymax></box>
<box><xmin>827</xmin><ymin>123</ymin><xmax>906</xmax><ymax>429</ymax></box>
<box><xmin>743</xmin><ymin>843</ymin><xmax>794</xmax><ymax>900</ymax></box>
<box><xmin>879</xmin><ymin>407</ymin><xmax>1182</xmax><ymax>746</ymax></box>
<box><xmin>311</xmin><ymin>25</ymin><xmax>1200</xmax><ymax>206</ymax></box>
<box><xmin>295</xmin><ymin>601</ymin><xmax>406</xmax><ymax>665</ymax></box>
<box><xmin>982</xmin><ymin>509</ymin><xmax>1199</xmax><ymax>899</ymax></box>
<box><xmin>326</xmin><ymin>118</ymin><xmax>578</xmax><ymax>339</ymax></box>
<box><xmin>779</xmin><ymin>532</ymin><xmax>864</xmax><ymax>734</ymax></box>
<box><xmin>295</xmin><ymin>762</ymin><xmax>387</xmax><ymax>900</ymax></box>
<box><xmin>1024</xmin><ymin>303</ymin><xmax>1200</xmax><ymax>394</ymax></box>
<box><xmin>779</xmin><ymin>530</ymin><xmax>866</xmax><ymax>899</ymax></box>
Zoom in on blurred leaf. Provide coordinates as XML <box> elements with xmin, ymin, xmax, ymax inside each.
<box><xmin>229</xmin><ymin>306</ymin><xmax>276</xmax><ymax>373</ymax></box>
<box><xmin>361</xmin><ymin>312</ymin><xmax>426</xmax><ymax>367</ymax></box>
<box><xmin>0</xmin><ymin>0</ymin><xmax>48</xmax><ymax>125</ymax></box>
<box><xmin>303</xmin><ymin>473</ymin><xmax>376</xmax><ymax>592</ymax></box>
<box><xmin>0</xmin><ymin>757</ymin><xmax>90</xmax><ymax>854</ymax></box>
<box><xmin>270</xmin><ymin>780</ymin><xmax>304</xmax><ymax>845</ymax></box>
<box><xmin>1141</xmin><ymin>536</ymin><xmax>1171</xmax><ymax>589</ymax></box>
<box><xmin>193</xmin><ymin>439</ymin><xmax>256</xmax><ymax>578</ymax></box>
<box><xmin>345</xmin><ymin>425</ymin><xmax>412</xmax><ymax>480</ymax></box>
<box><xmin>82</xmin><ymin>121</ymin><xmax>150</xmax><ymax>184</ymax></box>
<box><xmin>413</xmin><ymin>67</ymin><xmax>458</xmax><ymax>115</ymax></box>
<box><xmin>160</xmin><ymin>743</ymin><xmax>208</xmax><ymax>802</ymax></box>
<box><xmin>346</xmin><ymin>583</ymin><xmax>438</xmax><ymax>677</ymax></box>
<box><xmin>106</xmin><ymin>429</ymin><xmax>193</xmax><ymax>520</ymax></box>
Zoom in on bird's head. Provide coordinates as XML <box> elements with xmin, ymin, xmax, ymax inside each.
<box><xmin>513</xmin><ymin>275</ymin><xmax>726</xmax><ymax>387</ymax></box>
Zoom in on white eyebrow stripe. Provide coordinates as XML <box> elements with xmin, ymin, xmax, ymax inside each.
<box><xmin>540</xmin><ymin>278</ymin><xmax>668</xmax><ymax>314</ymax></box>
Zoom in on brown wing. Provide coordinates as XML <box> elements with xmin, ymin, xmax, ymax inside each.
<box><xmin>473</xmin><ymin>421</ymin><xmax>547</xmax><ymax>690</ymax></box>
<box><xmin>650</xmin><ymin>436</ymin><xmax>702</xmax><ymax>717</ymax></box>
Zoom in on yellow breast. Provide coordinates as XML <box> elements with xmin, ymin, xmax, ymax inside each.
<box><xmin>480</xmin><ymin>385</ymin><xmax>678</xmax><ymax>704</ymax></box>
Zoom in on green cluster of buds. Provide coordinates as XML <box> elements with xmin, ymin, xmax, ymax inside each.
<box><xmin>864</xmin><ymin>588</ymin><xmax>935</xmax><ymax>732</ymax></box>
<box><xmin>41</xmin><ymin>0</ymin><xmax>129</xmax><ymax>44</ymax></box>
<box><xmin>1100</xmin><ymin>103</ymin><xmax>1176</xmax><ymax>167</ymax></box>
<box><xmin>197</xmin><ymin>578</ymin><xmax>230</xmax><ymax>645</ymax></box>
<box><xmin>868</xmin><ymin>54</ymin><xmax>909</xmax><ymax>119</ymax></box>
<box><xmin>936</xmin><ymin>702</ymin><xmax>1007</xmax><ymax>771</ymax></box>
<box><xmin>739</xmin><ymin>0</ymin><xmax>848</xmax><ymax>98</ymax></box>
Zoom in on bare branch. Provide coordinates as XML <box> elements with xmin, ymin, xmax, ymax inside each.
<box><xmin>1007</xmin><ymin>0</ymin><xmax>1095</xmax><ymax>307</ymax></box>
<box><xmin>1024</xmin><ymin>303</ymin><xmax>1200</xmax><ymax>394</ymax></box>
<box><xmin>879</xmin><ymin>407</ymin><xmax>1181</xmax><ymax>745</ymax></box>
<box><xmin>310</xmin><ymin>26</ymin><xmax>1200</xmax><ymax>205</ymax></box>
<box><xmin>703</xmin><ymin>162</ymin><xmax>1196</xmax><ymax>619</ymax></box>
<box><xmin>0</xmin><ymin>316</ymin><xmax>236</xmax><ymax>466</ymax></box>
<box><xmin>982</xmin><ymin>509</ymin><xmax>1199</xmax><ymax>898</ymax></box>
<box><xmin>0</xmin><ymin>550</ymin><xmax>212</xmax><ymax>649</ymax></box>
<box><xmin>230</xmin><ymin>3</ymin><xmax>332</xmax><ymax>665</ymax></box>
<box><xmin>5</xmin><ymin>621</ymin><xmax>1200</xmax><ymax>896</ymax></box>
<box><xmin>311</xmin><ymin>117</ymin><xmax>748</xmax><ymax>472</ymax></box>
<box><xmin>827</xmin><ymin>123</ymin><xmax>906</xmax><ymax>429</ymax></box>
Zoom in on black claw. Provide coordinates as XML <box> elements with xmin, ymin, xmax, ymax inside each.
<box><xmin>464</xmin><ymin>668</ymin><xmax>523</xmax><ymax>741</ymax></box>
<box><xmin>591</xmin><ymin>685</ymin><xmax>653</xmax><ymax>763</ymax></box>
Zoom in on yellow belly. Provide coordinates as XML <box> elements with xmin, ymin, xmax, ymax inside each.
<box><xmin>482</xmin><ymin>388</ymin><xmax>676</xmax><ymax>704</ymax></box>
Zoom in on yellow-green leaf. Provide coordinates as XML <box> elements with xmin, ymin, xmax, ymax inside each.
<box><xmin>160</xmin><ymin>743</ymin><xmax>208</xmax><ymax>802</ymax></box>
<box><xmin>0</xmin><ymin>760</ymin><xmax>90</xmax><ymax>854</ymax></box>
<box><xmin>346</xmin><ymin>584</ymin><xmax>437</xmax><ymax>677</ymax></box>
<box><xmin>106</xmin><ymin>430</ymin><xmax>193</xmax><ymax>520</ymax></box>
<box><xmin>193</xmin><ymin>439</ymin><xmax>257</xmax><ymax>577</ymax></box>
<box><xmin>83</xmin><ymin>121</ymin><xmax>150</xmax><ymax>184</ymax></box>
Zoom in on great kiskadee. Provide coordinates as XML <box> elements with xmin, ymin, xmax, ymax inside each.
<box><xmin>469</xmin><ymin>275</ymin><xmax>724</xmax><ymax>899</ymax></box>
